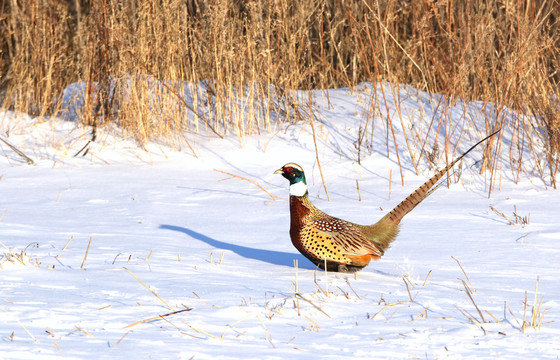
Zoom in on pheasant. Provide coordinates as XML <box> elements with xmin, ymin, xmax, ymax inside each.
<box><xmin>275</xmin><ymin>131</ymin><xmax>499</xmax><ymax>272</ymax></box>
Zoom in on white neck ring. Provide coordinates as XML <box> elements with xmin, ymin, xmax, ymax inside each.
<box><xmin>290</xmin><ymin>181</ymin><xmax>308</xmax><ymax>196</ymax></box>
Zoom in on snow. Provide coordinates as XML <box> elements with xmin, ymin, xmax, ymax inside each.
<box><xmin>1</xmin><ymin>83</ymin><xmax>559</xmax><ymax>359</ymax></box>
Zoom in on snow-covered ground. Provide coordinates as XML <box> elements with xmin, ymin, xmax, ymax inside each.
<box><xmin>1</xmin><ymin>83</ymin><xmax>558</xmax><ymax>359</ymax></box>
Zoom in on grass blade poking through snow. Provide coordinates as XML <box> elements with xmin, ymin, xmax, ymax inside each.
<box><xmin>0</xmin><ymin>136</ymin><xmax>35</xmax><ymax>165</ymax></box>
<box><xmin>452</xmin><ymin>256</ymin><xmax>476</xmax><ymax>292</ymax></box>
<box><xmin>124</xmin><ymin>308</ymin><xmax>192</xmax><ymax>329</ymax></box>
<box><xmin>295</xmin><ymin>293</ymin><xmax>331</xmax><ymax>318</ymax></box>
<box><xmin>80</xmin><ymin>236</ymin><xmax>93</xmax><ymax>269</ymax></box>
<box><xmin>123</xmin><ymin>267</ymin><xmax>176</xmax><ymax>312</ymax></box>
<box><xmin>523</xmin><ymin>276</ymin><xmax>550</xmax><ymax>333</ymax></box>
<box><xmin>214</xmin><ymin>169</ymin><xmax>279</xmax><ymax>202</ymax></box>
<box><xmin>0</xmin><ymin>306</ymin><xmax>39</xmax><ymax>343</ymax></box>
<box><xmin>461</xmin><ymin>280</ymin><xmax>487</xmax><ymax>324</ymax></box>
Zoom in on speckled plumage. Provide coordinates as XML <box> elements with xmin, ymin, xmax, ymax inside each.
<box><xmin>275</xmin><ymin>131</ymin><xmax>499</xmax><ymax>272</ymax></box>
<box><xmin>287</xmin><ymin>188</ymin><xmax>394</xmax><ymax>272</ymax></box>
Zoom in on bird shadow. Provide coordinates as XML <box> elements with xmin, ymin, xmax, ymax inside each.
<box><xmin>159</xmin><ymin>224</ymin><xmax>314</xmax><ymax>270</ymax></box>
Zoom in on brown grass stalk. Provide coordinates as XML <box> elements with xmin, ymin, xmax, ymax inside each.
<box><xmin>295</xmin><ymin>293</ymin><xmax>331</xmax><ymax>318</ymax></box>
<box><xmin>112</xmin><ymin>331</ymin><xmax>131</xmax><ymax>348</ymax></box>
<box><xmin>356</xmin><ymin>180</ymin><xmax>362</xmax><ymax>202</ymax></box>
<box><xmin>461</xmin><ymin>280</ymin><xmax>486</xmax><ymax>324</ymax></box>
<box><xmin>345</xmin><ymin>278</ymin><xmax>361</xmax><ymax>300</ymax></box>
<box><xmin>213</xmin><ymin>169</ymin><xmax>278</xmax><ymax>202</ymax></box>
<box><xmin>0</xmin><ymin>306</ymin><xmax>39</xmax><ymax>343</ymax></box>
<box><xmin>80</xmin><ymin>235</ymin><xmax>92</xmax><ymax>269</ymax></box>
<box><xmin>75</xmin><ymin>326</ymin><xmax>93</xmax><ymax>337</ymax></box>
<box><xmin>522</xmin><ymin>276</ymin><xmax>549</xmax><ymax>333</ymax></box>
<box><xmin>403</xmin><ymin>276</ymin><xmax>414</xmax><ymax>302</ymax></box>
<box><xmin>62</xmin><ymin>235</ymin><xmax>73</xmax><ymax>251</ymax></box>
<box><xmin>123</xmin><ymin>267</ymin><xmax>176</xmax><ymax>311</ymax></box>
<box><xmin>452</xmin><ymin>256</ymin><xmax>475</xmax><ymax>292</ymax></box>
<box><xmin>490</xmin><ymin>205</ymin><xmax>516</xmax><ymax>226</ymax></box>
<box><xmin>369</xmin><ymin>301</ymin><xmax>408</xmax><ymax>320</ymax></box>
<box><xmin>454</xmin><ymin>305</ymin><xmax>483</xmax><ymax>328</ymax></box>
<box><xmin>413</xmin><ymin>307</ymin><xmax>429</xmax><ymax>321</ymax></box>
<box><xmin>145</xmin><ymin>250</ymin><xmax>153</xmax><ymax>261</ymax></box>
<box><xmin>307</xmin><ymin>93</ymin><xmax>330</xmax><ymax>201</ymax></box>
<box><xmin>0</xmin><ymin>136</ymin><xmax>35</xmax><ymax>165</ymax></box>
<box><xmin>124</xmin><ymin>308</ymin><xmax>192</xmax><ymax>329</ymax></box>
<box><xmin>422</xmin><ymin>270</ymin><xmax>432</xmax><ymax>286</ymax></box>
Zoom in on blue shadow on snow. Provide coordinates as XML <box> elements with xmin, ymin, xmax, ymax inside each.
<box><xmin>159</xmin><ymin>224</ymin><xmax>313</xmax><ymax>269</ymax></box>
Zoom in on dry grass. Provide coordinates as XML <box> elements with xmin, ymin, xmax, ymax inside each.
<box><xmin>214</xmin><ymin>169</ymin><xmax>280</xmax><ymax>202</ymax></box>
<box><xmin>453</xmin><ymin>261</ymin><xmax>550</xmax><ymax>333</ymax></box>
<box><xmin>0</xmin><ymin>240</ymin><xmax>40</xmax><ymax>268</ymax></box>
<box><xmin>522</xmin><ymin>276</ymin><xmax>550</xmax><ymax>333</ymax></box>
<box><xmin>490</xmin><ymin>204</ymin><xmax>530</xmax><ymax>226</ymax></box>
<box><xmin>124</xmin><ymin>266</ymin><xmax>177</xmax><ymax>311</ymax></box>
<box><xmin>1</xmin><ymin>0</ymin><xmax>559</xmax><ymax>184</ymax></box>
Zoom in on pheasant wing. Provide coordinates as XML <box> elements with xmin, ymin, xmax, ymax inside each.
<box><xmin>312</xmin><ymin>216</ymin><xmax>383</xmax><ymax>258</ymax></box>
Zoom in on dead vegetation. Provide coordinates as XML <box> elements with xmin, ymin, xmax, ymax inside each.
<box><xmin>0</xmin><ymin>241</ymin><xmax>40</xmax><ymax>269</ymax></box>
<box><xmin>1</xmin><ymin>0</ymin><xmax>559</xmax><ymax>185</ymax></box>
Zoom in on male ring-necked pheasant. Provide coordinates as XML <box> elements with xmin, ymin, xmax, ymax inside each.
<box><xmin>275</xmin><ymin>131</ymin><xmax>498</xmax><ymax>272</ymax></box>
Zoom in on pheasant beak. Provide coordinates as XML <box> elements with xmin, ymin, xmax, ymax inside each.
<box><xmin>274</xmin><ymin>168</ymin><xmax>284</xmax><ymax>175</ymax></box>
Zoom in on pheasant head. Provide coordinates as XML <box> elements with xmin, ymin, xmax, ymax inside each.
<box><xmin>274</xmin><ymin>163</ymin><xmax>308</xmax><ymax>197</ymax></box>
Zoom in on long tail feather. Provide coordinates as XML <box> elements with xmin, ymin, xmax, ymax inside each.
<box><xmin>383</xmin><ymin>130</ymin><xmax>500</xmax><ymax>224</ymax></box>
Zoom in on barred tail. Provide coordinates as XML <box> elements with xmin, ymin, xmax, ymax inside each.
<box><xmin>383</xmin><ymin>130</ymin><xmax>500</xmax><ymax>224</ymax></box>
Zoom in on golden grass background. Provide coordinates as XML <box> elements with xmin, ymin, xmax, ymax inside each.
<box><xmin>1</xmin><ymin>0</ymin><xmax>559</xmax><ymax>184</ymax></box>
